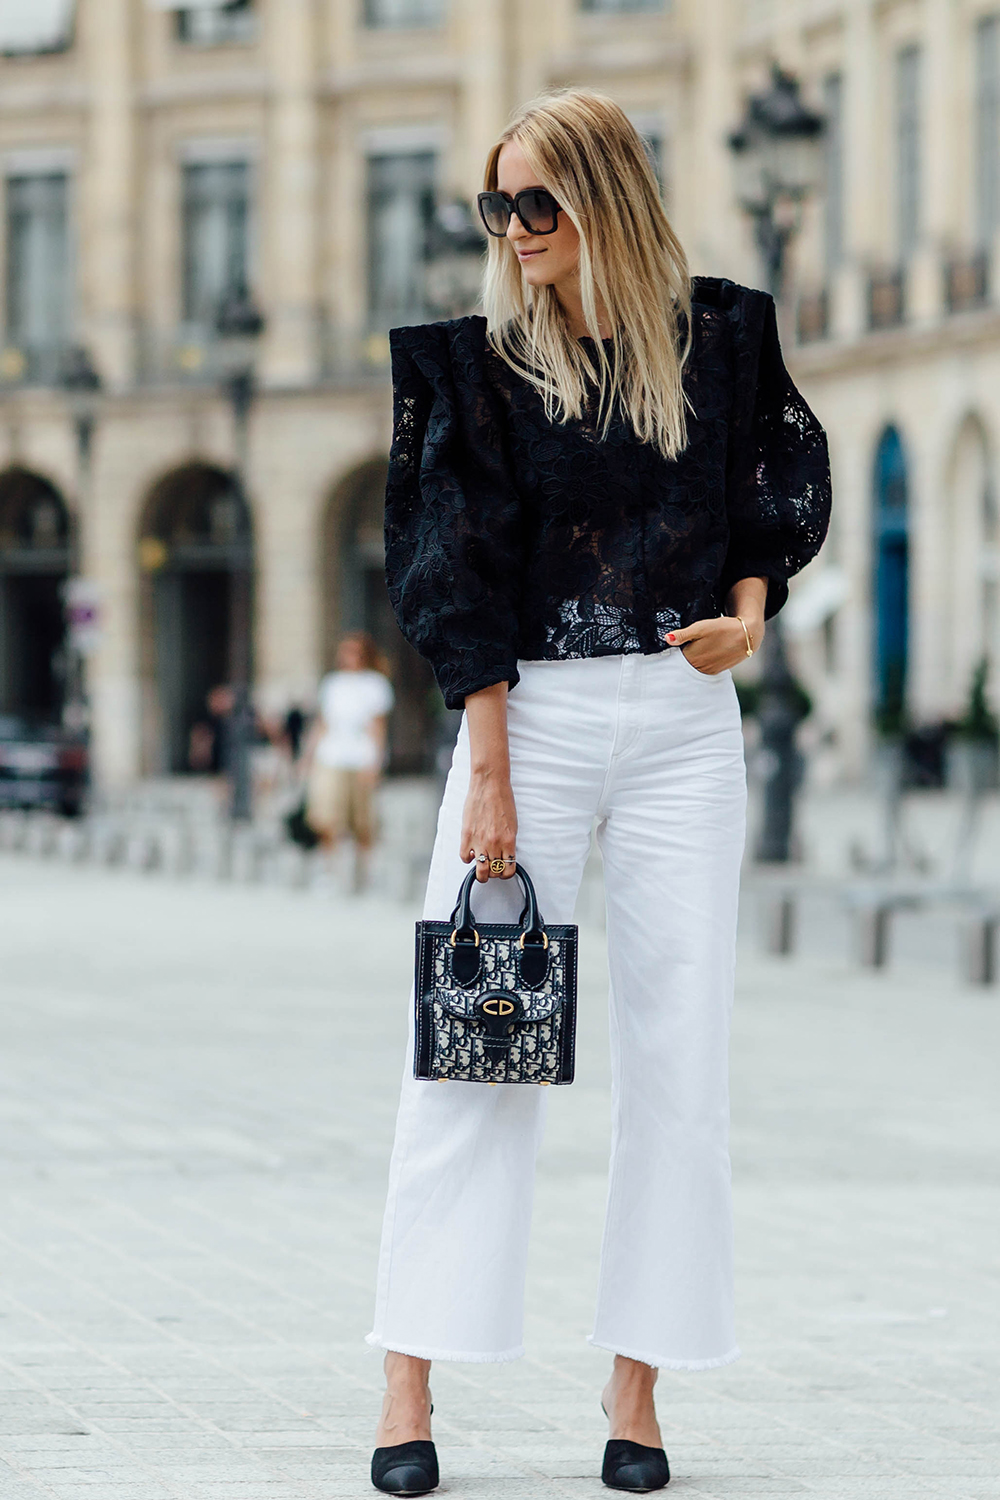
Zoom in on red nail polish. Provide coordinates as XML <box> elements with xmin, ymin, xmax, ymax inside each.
<box><xmin>667</xmin><ymin>632</ymin><xmax>676</xmax><ymax>642</ymax></box>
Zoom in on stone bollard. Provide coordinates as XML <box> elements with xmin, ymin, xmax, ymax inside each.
<box><xmin>158</xmin><ymin>821</ymin><xmax>193</xmax><ymax>877</ymax></box>
<box><xmin>762</xmin><ymin>890</ymin><xmax>796</xmax><ymax>955</ymax></box>
<box><xmin>230</xmin><ymin>826</ymin><xmax>264</xmax><ymax>883</ymax></box>
<box><xmin>961</xmin><ymin>913</ymin><xmax>998</xmax><ymax>986</ymax></box>
<box><xmin>856</xmin><ymin>901</ymin><xmax>892</xmax><ymax>969</ymax></box>
<box><xmin>55</xmin><ymin>819</ymin><xmax>89</xmax><ymax>862</ymax></box>
<box><xmin>91</xmin><ymin>818</ymin><xmax>126</xmax><ymax>866</ymax></box>
<box><xmin>274</xmin><ymin>842</ymin><xmax>309</xmax><ymax>888</ymax></box>
<box><xmin>191</xmin><ymin>824</ymin><xmax>231</xmax><ymax>880</ymax></box>
<box><xmin>24</xmin><ymin>813</ymin><xmax>59</xmax><ymax>857</ymax></box>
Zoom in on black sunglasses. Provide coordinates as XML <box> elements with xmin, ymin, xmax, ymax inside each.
<box><xmin>477</xmin><ymin>188</ymin><xmax>562</xmax><ymax>238</ymax></box>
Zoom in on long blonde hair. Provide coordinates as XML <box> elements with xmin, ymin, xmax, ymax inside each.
<box><xmin>482</xmin><ymin>89</ymin><xmax>692</xmax><ymax>460</ymax></box>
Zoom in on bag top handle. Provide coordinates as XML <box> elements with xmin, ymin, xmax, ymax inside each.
<box><xmin>450</xmin><ymin>864</ymin><xmax>546</xmax><ymax>947</ymax></box>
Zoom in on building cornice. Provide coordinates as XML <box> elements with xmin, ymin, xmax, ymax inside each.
<box><xmin>321</xmin><ymin>56</ymin><xmax>462</xmax><ymax>95</ymax></box>
<box><xmin>0</xmin><ymin>79</ymin><xmax>88</xmax><ymax>114</ymax></box>
<box><xmin>547</xmin><ymin>38</ymin><xmax>691</xmax><ymax>83</ymax></box>
<box><xmin>138</xmin><ymin>70</ymin><xmax>271</xmax><ymax>108</ymax></box>
<box><xmin>790</xmin><ymin>308</ymin><xmax>1000</xmax><ymax>380</ymax></box>
<box><xmin>0</xmin><ymin>380</ymin><xmax>390</xmax><ymax>421</ymax></box>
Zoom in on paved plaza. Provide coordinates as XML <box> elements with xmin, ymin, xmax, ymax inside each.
<box><xmin>0</xmin><ymin>853</ymin><xmax>997</xmax><ymax>1500</ymax></box>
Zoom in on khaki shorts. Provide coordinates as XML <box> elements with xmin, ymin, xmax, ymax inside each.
<box><xmin>306</xmin><ymin>766</ymin><xmax>376</xmax><ymax>846</ymax></box>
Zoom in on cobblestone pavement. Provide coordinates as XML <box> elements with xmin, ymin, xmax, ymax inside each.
<box><xmin>0</xmin><ymin>854</ymin><xmax>997</xmax><ymax>1500</ymax></box>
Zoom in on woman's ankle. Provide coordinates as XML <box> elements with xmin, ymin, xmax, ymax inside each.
<box><xmin>603</xmin><ymin>1356</ymin><xmax>661</xmax><ymax>1446</ymax></box>
<box><xmin>375</xmin><ymin>1354</ymin><xmax>433</xmax><ymax>1448</ymax></box>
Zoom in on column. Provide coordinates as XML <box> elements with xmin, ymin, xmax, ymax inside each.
<box><xmin>79</xmin><ymin>0</ymin><xmax>137</xmax><ymax>388</ymax></box>
<box><xmin>831</xmin><ymin>0</ymin><xmax>877</xmax><ymax>340</ymax></box>
<box><xmin>262</xmin><ymin>0</ymin><xmax>321</xmax><ymax>386</ymax></box>
<box><xmin>908</xmin><ymin>0</ymin><xmax>952</xmax><ymax>324</ymax></box>
<box><xmin>456</xmin><ymin>0</ymin><xmax>512</xmax><ymax>195</ymax></box>
<box><xmin>679</xmin><ymin>0</ymin><xmax>744</xmax><ymax>281</ymax></box>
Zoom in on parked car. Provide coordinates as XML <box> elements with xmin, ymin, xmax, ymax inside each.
<box><xmin>0</xmin><ymin>717</ymin><xmax>88</xmax><ymax>816</ymax></box>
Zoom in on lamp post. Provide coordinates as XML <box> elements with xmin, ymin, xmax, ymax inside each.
<box><xmin>424</xmin><ymin>198</ymin><xmax>485</xmax><ymax>320</ymax></box>
<box><xmin>728</xmin><ymin>66</ymin><xmax>825</xmax><ymax>862</ymax></box>
<box><xmin>214</xmin><ymin>283</ymin><xmax>265</xmax><ymax>822</ymax></box>
<box><xmin>728</xmin><ymin>65</ymin><xmax>825</xmax><ymax>302</ymax></box>
<box><xmin>60</xmin><ymin>346</ymin><xmax>103</xmax><ymax>731</ymax></box>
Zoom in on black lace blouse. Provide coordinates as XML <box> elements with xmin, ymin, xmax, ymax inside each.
<box><xmin>384</xmin><ymin>276</ymin><xmax>831</xmax><ymax>710</ymax></box>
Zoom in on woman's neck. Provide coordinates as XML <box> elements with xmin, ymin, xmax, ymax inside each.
<box><xmin>554</xmin><ymin>276</ymin><xmax>612</xmax><ymax>341</ymax></box>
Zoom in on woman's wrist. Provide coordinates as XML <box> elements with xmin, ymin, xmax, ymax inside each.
<box><xmin>470</xmin><ymin>758</ymin><xmax>511</xmax><ymax>782</ymax></box>
<box><xmin>736</xmin><ymin>610</ymin><xmax>764</xmax><ymax>642</ymax></box>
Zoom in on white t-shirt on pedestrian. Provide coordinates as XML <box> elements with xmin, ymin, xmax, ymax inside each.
<box><xmin>315</xmin><ymin>670</ymin><xmax>394</xmax><ymax>770</ymax></box>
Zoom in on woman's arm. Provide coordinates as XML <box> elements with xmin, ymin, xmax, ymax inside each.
<box><xmin>666</xmin><ymin>575</ymin><xmax>767</xmax><ymax>674</ymax></box>
<box><xmin>459</xmin><ymin>681</ymin><xmax>518</xmax><ymax>882</ymax></box>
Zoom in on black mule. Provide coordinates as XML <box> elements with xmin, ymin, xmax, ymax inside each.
<box><xmin>602</xmin><ymin>1439</ymin><xmax>670</xmax><ymax>1492</ymax></box>
<box><xmin>371</xmin><ymin>1439</ymin><xmax>439</xmax><ymax>1495</ymax></box>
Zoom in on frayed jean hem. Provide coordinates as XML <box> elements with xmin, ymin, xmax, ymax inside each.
<box><xmin>365</xmin><ymin>1332</ymin><xmax>525</xmax><ymax>1364</ymax></box>
<box><xmin>587</xmin><ymin>1337</ymin><xmax>742</xmax><ymax>1372</ymax></box>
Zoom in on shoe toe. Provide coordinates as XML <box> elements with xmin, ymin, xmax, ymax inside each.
<box><xmin>602</xmin><ymin>1441</ymin><xmax>670</xmax><ymax>1492</ymax></box>
<box><xmin>375</xmin><ymin>1462</ymin><xmax>436</xmax><ymax>1496</ymax></box>
<box><xmin>607</xmin><ymin>1460</ymin><xmax>665</xmax><ymax>1492</ymax></box>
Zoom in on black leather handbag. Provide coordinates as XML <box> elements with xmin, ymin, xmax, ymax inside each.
<box><xmin>413</xmin><ymin>865</ymin><xmax>577</xmax><ymax>1086</ymax></box>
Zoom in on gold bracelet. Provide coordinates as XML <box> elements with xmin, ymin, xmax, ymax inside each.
<box><xmin>735</xmin><ymin>615</ymin><xmax>754</xmax><ymax>657</ymax></box>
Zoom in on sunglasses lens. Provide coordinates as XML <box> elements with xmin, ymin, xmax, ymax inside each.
<box><xmin>518</xmin><ymin>189</ymin><xmax>558</xmax><ymax>233</ymax></box>
<box><xmin>477</xmin><ymin>193</ymin><xmax>510</xmax><ymax>236</ymax></box>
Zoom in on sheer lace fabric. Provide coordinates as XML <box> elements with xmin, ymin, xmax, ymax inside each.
<box><xmin>384</xmin><ymin>276</ymin><xmax>831</xmax><ymax>710</ymax></box>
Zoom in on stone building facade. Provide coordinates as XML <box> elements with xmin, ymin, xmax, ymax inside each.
<box><xmin>0</xmin><ymin>0</ymin><xmax>997</xmax><ymax>789</ymax></box>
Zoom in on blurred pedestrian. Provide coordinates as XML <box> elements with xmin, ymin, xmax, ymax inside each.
<box><xmin>367</xmin><ymin>89</ymin><xmax>831</xmax><ymax>1497</ymax></box>
<box><xmin>283</xmin><ymin>705</ymin><xmax>307</xmax><ymax>762</ymax></box>
<box><xmin>188</xmin><ymin>684</ymin><xmax>234</xmax><ymax>775</ymax></box>
<box><xmin>304</xmin><ymin>632</ymin><xmax>394</xmax><ymax>889</ymax></box>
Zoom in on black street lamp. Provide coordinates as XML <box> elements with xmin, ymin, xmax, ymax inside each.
<box><xmin>215</xmin><ymin>283</ymin><xmax>265</xmax><ymax>822</ymax></box>
<box><xmin>60</xmin><ymin>346</ymin><xmax>103</xmax><ymax>730</ymax></box>
<box><xmin>424</xmin><ymin>199</ymin><xmax>485</xmax><ymax>320</ymax></box>
<box><xmin>728</xmin><ymin>66</ymin><xmax>825</xmax><ymax>863</ymax></box>
<box><xmin>728</xmin><ymin>65</ymin><xmax>825</xmax><ymax>302</ymax></box>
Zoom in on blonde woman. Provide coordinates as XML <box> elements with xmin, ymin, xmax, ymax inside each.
<box><xmin>369</xmin><ymin>90</ymin><xmax>831</xmax><ymax>1495</ymax></box>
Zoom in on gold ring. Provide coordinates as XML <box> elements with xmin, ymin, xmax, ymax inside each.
<box><xmin>490</xmin><ymin>858</ymin><xmax>506</xmax><ymax>875</ymax></box>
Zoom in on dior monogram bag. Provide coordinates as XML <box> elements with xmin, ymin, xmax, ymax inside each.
<box><xmin>413</xmin><ymin>864</ymin><xmax>578</xmax><ymax>1086</ymax></box>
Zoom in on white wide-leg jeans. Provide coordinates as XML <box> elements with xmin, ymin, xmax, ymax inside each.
<box><xmin>368</xmin><ymin>649</ymin><xmax>747</xmax><ymax>1369</ymax></box>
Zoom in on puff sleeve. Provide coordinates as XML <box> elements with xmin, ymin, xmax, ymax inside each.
<box><xmin>383</xmin><ymin>318</ymin><xmax>524</xmax><ymax>710</ymax></box>
<box><xmin>721</xmin><ymin>288</ymin><xmax>832</xmax><ymax>618</ymax></box>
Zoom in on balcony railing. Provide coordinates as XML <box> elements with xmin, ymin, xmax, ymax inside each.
<box><xmin>134</xmin><ymin>325</ymin><xmax>395</xmax><ymax>389</ymax></box>
<box><xmin>945</xmin><ymin>252</ymin><xmax>990</xmax><ymax>314</ymax></box>
<box><xmin>364</xmin><ymin>0</ymin><xmax>445</xmax><ymax>26</ymax></box>
<box><xmin>796</xmin><ymin>287</ymin><xmax>829</xmax><ymax>344</ymax></box>
<box><xmin>579</xmin><ymin>0</ymin><xmax>665</xmax><ymax>10</ymax></box>
<box><xmin>867</xmin><ymin>268</ymin><xmax>905</xmax><ymax>331</ymax></box>
<box><xmin>0</xmin><ymin>342</ymin><xmax>76</xmax><ymax>389</ymax></box>
<box><xmin>176</xmin><ymin>2</ymin><xmax>257</xmax><ymax>46</ymax></box>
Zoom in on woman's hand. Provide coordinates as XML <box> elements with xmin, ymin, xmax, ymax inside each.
<box><xmin>460</xmin><ymin>768</ymin><xmax>518</xmax><ymax>882</ymax></box>
<box><xmin>666</xmin><ymin>615</ymin><xmax>763</xmax><ymax>675</ymax></box>
<box><xmin>666</xmin><ymin>576</ymin><xmax>767</xmax><ymax>675</ymax></box>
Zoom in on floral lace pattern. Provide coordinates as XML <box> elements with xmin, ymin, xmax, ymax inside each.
<box><xmin>385</xmin><ymin>276</ymin><xmax>832</xmax><ymax>709</ymax></box>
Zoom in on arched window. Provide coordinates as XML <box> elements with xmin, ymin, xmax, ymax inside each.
<box><xmin>0</xmin><ymin>467</ymin><xmax>71</xmax><ymax>721</ymax></box>
<box><xmin>872</xmin><ymin>426</ymin><xmax>909</xmax><ymax>726</ymax></box>
<box><xmin>138</xmin><ymin>464</ymin><xmax>253</xmax><ymax>775</ymax></box>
